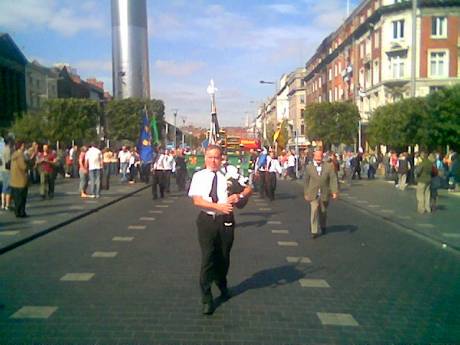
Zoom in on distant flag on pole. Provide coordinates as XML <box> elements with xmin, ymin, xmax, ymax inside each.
<box><xmin>138</xmin><ymin>107</ymin><xmax>153</xmax><ymax>163</ymax></box>
<box><xmin>150</xmin><ymin>113</ymin><xmax>160</xmax><ymax>145</ymax></box>
<box><xmin>207</xmin><ymin>79</ymin><xmax>219</xmax><ymax>145</ymax></box>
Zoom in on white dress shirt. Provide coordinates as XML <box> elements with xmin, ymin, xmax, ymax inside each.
<box><xmin>85</xmin><ymin>147</ymin><xmax>102</xmax><ymax>171</ymax></box>
<box><xmin>189</xmin><ymin>168</ymin><xmax>229</xmax><ymax>215</ymax></box>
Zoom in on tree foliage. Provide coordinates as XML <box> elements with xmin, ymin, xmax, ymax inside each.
<box><xmin>10</xmin><ymin>98</ymin><xmax>99</xmax><ymax>144</ymax></box>
<box><xmin>368</xmin><ymin>84</ymin><xmax>460</xmax><ymax>151</ymax></box>
<box><xmin>304</xmin><ymin>101</ymin><xmax>360</xmax><ymax>148</ymax></box>
<box><xmin>105</xmin><ymin>98</ymin><xmax>165</xmax><ymax>142</ymax></box>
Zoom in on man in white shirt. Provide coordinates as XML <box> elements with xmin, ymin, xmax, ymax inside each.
<box><xmin>189</xmin><ymin>145</ymin><xmax>251</xmax><ymax>315</ymax></box>
<box><xmin>287</xmin><ymin>150</ymin><xmax>297</xmax><ymax>180</ymax></box>
<box><xmin>151</xmin><ymin>148</ymin><xmax>166</xmax><ymax>199</ymax></box>
<box><xmin>118</xmin><ymin>146</ymin><xmax>131</xmax><ymax>182</ymax></box>
<box><xmin>85</xmin><ymin>144</ymin><xmax>103</xmax><ymax>198</ymax></box>
<box><xmin>163</xmin><ymin>149</ymin><xmax>175</xmax><ymax>193</ymax></box>
<box><xmin>265</xmin><ymin>151</ymin><xmax>283</xmax><ymax>201</ymax></box>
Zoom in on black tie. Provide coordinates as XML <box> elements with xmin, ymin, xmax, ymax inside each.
<box><xmin>209</xmin><ymin>172</ymin><xmax>218</xmax><ymax>203</ymax></box>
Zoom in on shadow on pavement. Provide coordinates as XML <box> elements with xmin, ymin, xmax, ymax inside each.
<box><xmin>27</xmin><ymin>203</ymin><xmax>75</xmax><ymax>209</ymax></box>
<box><xmin>325</xmin><ymin>224</ymin><xmax>358</xmax><ymax>234</ymax></box>
<box><xmin>240</xmin><ymin>212</ymin><xmax>279</xmax><ymax>216</ymax></box>
<box><xmin>237</xmin><ymin>220</ymin><xmax>268</xmax><ymax>228</ymax></box>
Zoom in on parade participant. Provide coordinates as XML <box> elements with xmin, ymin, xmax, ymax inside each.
<box><xmin>36</xmin><ymin>144</ymin><xmax>57</xmax><ymax>200</ymax></box>
<box><xmin>265</xmin><ymin>151</ymin><xmax>282</xmax><ymax>201</ymax></box>
<box><xmin>163</xmin><ymin>149</ymin><xmax>175</xmax><ymax>193</ymax></box>
<box><xmin>415</xmin><ymin>151</ymin><xmax>433</xmax><ymax>214</ymax></box>
<box><xmin>102</xmin><ymin>148</ymin><xmax>113</xmax><ymax>190</ymax></box>
<box><xmin>396</xmin><ymin>152</ymin><xmax>411</xmax><ymax>190</ymax></box>
<box><xmin>151</xmin><ymin>147</ymin><xmax>166</xmax><ymax>199</ymax></box>
<box><xmin>189</xmin><ymin>145</ymin><xmax>251</xmax><ymax>315</ymax></box>
<box><xmin>175</xmin><ymin>150</ymin><xmax>187</xmax><ymax>192</ymax></box>
<box><xmin>118</xmin><ymin>146</ymin><xmax>131</xmax><ymax>182</ymax></box>
<box><xmin>78</xmin><ymin>146</ymin><xmax>89</xmax><ymax>198</ymax></box>
<box><xmin>10</xmin><ymin>142</ymin><xmax>28</xmax><ymax>218</ymax></box>
<box><xmin>85</xmin><ymin>143</ymin><xmax>103</xmax><ymax>198</ymax></box>
<box><xmin>1</xmin><ymin>136</ymin><xmax>12</xmax><ymax>210</ymax></box>
<box><xmin>304</xmin><ymin>149</ymin><xmax>338</xmax><ymax>239</ymax></box>
<box><xmin>254</xmin><ymin>148</ymin><xmax>268</xmax><ymax>198</ymax></box>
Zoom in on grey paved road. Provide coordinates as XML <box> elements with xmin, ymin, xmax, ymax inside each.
<box><xmin>0</xmin><ymin>180</ymin><xmax>458</xmax><ymax>345</ymax></box>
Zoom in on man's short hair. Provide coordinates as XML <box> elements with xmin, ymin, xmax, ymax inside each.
<box><xmin>205</xmin><ymin>145</ymin><xmax>223</xmax><ymax>156</ymax></box>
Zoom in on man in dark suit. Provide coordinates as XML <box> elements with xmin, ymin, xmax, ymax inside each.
<box><xmin>304</xmin><ymin>149</ymin><xmax>338</xmax><ymax>239</ymax></box>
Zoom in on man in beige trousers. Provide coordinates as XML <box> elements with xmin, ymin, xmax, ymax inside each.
<box><xmin>304</xmin><ymin>150</ymin><xmax>338</xmax><ymax>239</ymax></box>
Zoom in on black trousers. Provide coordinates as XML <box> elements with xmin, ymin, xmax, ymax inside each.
<box><xmin>164</xmin><ymin>170</ymin><xmax>172</xmax><ymax>192</ymax></box>
<box><xmin>11</xmin><ymin>186</ymin><xmax>28</xmax><ymax>217</ymax></box>
<box><xmin>196</xmin><ymin>212</ymin><xmax>234</xmax><ymax>304</ymax></box>
<box><xmin>176</xmin><ymin>169</ymin><xmax>187</xmax><ymax>191</ymax></box>
<box><xmin>152</xmin><ymin>170</ymin><xmax>165</xmax><ymax>198</ymax></box>
<box><xmin>258</xmin><ymin>171</ymin><xmax>268</xmax><ymax>198</ymax></box>
<box><xmin>265</xmin><ymin>172</ymin><xmax>277</xmax><ymax>200</ymax></box>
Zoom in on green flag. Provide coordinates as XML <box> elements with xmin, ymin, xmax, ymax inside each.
<box><xmin>151</xmin><ymin>114</ymin><xmax>160</xmax><ymax>145</ymax></box>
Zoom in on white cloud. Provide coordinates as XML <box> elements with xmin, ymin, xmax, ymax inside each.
<box><xmin>0</xmin><ymin>0</ymin><xmax>104</xmax><ymax>36</ymax></box>
<box><xmin>265</xmin><ymin>4</ymin><xmax>298</xmax><ymax>15</ymax></box>
<box><xmin>154</xmin><ymin>60</ymin><xmax>206</xmax><ymax>77</ymax></box>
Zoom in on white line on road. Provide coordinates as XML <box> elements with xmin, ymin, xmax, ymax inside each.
<box><xmin>259</xmin><ymin>208</ymin><xmax>272</xmax><ymax>211</ymax></box>
<box><xmin>442</xmin><ymin>233</ymin><xmax>460</xmax><ymax>238</ymax></box>
<box><xmin>155</xmin><ymin>205</ymin><xmax>169</xmax><ymax>208</ymax></box>
<box><xmin>140</xmin><ymin>217</ymin><xmax>155</xmax><ymax>221</ymax></box>
<box><xmin>299</xmin><ymin>279</ymin><xmax>330</xmax><ymax>288</ymax></box>
<box><xmin>149</xmin><ymin>210</ymin><xmax>163</xmax><ymax>214</ymax></box>
<box><xmin>29</xmin><ymin>220</ymin><xmax>47</xmax><ymax>225</ymax></box>
<box><xmin>92</xmin><ymin>252</ymin><xmax>118</xmax><ymax>258</ymax></box>
<box><xmin>271</xmin><ymin>230</ymin><xmax>289</xmax><ymax>234</ymax></box>
<box><xmin>268</xmin><ymin>221</ymin><xmax>282</xmax><ymax>225</ymax></box>
<box><xmin>0</xmin><ymin>231</ymin><xmax>20</xmax><ymax>236</ymax></box>
<box><xmin>286</xmin><ymin>256</ymin><xmax>311</xmax><ymax>264</ymax></box>
<box><xmin>316</xmin><ymin>313</ymin><xmax>359</xmax><ymax>327</ymax></box>
<box><xmin>277</xmin><ymin>241</ymin><xmax>298</xmax><ymax>247</ymax></box>
<box><xmin>60</xmin><ymin>273</ymin><xmax>94</xmax><ymax>281</ymax></box>
<box><xmin>10</xmin><ymin>306</ymin><xmax>58</xmax><ymax>319</ymax></box>
<box><xmin>416</xmin><ymin>223</ymin><xmax>435</xmax><ymax>228</ymax></box>
<box><xmin>112</xmin><ymin>236</ymin><xmax>135</xmax><ymax>242</ymax></box>
<box><xmin>128</xmin><ymin>225</ymin><xmax>146</xmax><ymax>230</ymax></box>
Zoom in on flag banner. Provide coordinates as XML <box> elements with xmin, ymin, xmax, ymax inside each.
<box><xmin>274</xmin><ymin>120</ymin><xmax>288</xmax><ymax>149</ymax></box>
<box><xmin>138</xmin><ymin>108</ymin><xmax>153</xmax><ymax>163</ymax></box>
<box><xmin>151</xmin><ymin>114</ymin><xmax>160</xmax><ymax>145</ymax></box>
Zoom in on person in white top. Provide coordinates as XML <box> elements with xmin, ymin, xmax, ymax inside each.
<box><xmin>151</xmin><ymin>148</ymin><xmax>166</xmax><ymax>199</ymax></box>
<box><xmin>118</xmin><ymin>146</ymin><xmax>131</xmax><ymax>182</ymax></box>
<box><xmin>287</xmin><ymin>150</ymin><xmax>297</xmax><ymax>180</ymax></box>
<box><xmin>163</xmin><ymin>149</ymin><xmax>175</xmax><ymax>193</ymax></box>
<box><xmin>85</xmin><ymin>144</ymin><xmax>103</xmax><ymax>198</ymax></box>
<box><xmin>188</xmin><ymin>145</ymin><xmax>252</xmax><ymax>315</ymax></box>
<box><xmin>265</xmin><ymin>151</ymin><xmax>283</xmax><ymax>201</ymax></box>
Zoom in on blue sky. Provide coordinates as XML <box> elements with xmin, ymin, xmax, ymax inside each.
<box><xmin>0</xmin><ymin>0</ymin><xmax>358</xmax><ymax>127</ymax></box>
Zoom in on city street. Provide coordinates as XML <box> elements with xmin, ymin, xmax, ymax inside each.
<box><xmin>0</xmin><ymin>179</ymin><xmax>458</xmax><ymax>345</ymax></box>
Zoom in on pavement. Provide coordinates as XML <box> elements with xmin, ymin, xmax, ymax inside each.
<box><xmin>0</xmin><ymin>177</ymin><xmax>458</xmax><ymax>344</ymax></box>
<box><xmin>335</xmin><ymin>176</ymin><xmax>460</xmax><ymax>253</ymax></box>
<box><xmin>0</xmin><ymin>176</ymin><xmax>150</xmax><ymax>255</ymax></box>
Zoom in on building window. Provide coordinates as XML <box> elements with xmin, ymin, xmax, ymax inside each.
<box><xmin>390</xmin><ymin>55</ymin><xmax>405</xmax><ymax>78</ymax></box>
<box><xmin>429</xmin><ymin>51</ymin><xmax>448</xmax><ymax>77</ymax></box>
<box><xmin>374</xmin><ymin>31</ymin><xmax>380</xmax><ymax>49</ymax></box>
<box><xmin>318</xmin><ymin>95</ymin><xmax>322</xmax><ymax>102</ymax></box>
<box><xmin>432</xmin><ymin>17</ymin><xmax>447</xmax><ymax>38</ymax></box>
<box><xmin>334</xmin><ymin>64</ymin><xmax>338</xmax><ymax>77</ymax></box>
<box><xmin>300</xmin><ymin>123</ymin><xmax>305</xmax><ymax>135</ymax></box>
<box><xmin>373</xmin><ymin>60</ymin><xmax>380</xmax><ymax>84</ymax></box>
<box><xmin>392</xmin><ymin>20</ymin><xmax>404</xmax><ymax>40</ymax></box>
<box><xmin>318</xmin><ymin>77</ymin><xmax>322</xmax><ymax>85</ymax></box>
<box><xmin>329</xmin><ymin>90</ymin><xmax>333</xmax><ymax>101</ymax></box>
<box><xmin>334</xmin><ymin>87</ymin><xmax>338</xmax><ymax>100</ymax></box>
<box><xmin>360</xmin><ymin>44</ymin><xmax>364</xmax><ymax>58</ymax></box>
<box><xmin>429</xmin><ymin>86</ymin><xmax>445</xmax><ymax>93</ymax></box>
<box><xmin>300</xmin><ymin>95</ymin><xmax>305</xmax><ymax>104</ymax></box>
<box><xmin>328</xmin><ymin>68</ymin><xmax>332</xmax><ymax>81</ymax></box>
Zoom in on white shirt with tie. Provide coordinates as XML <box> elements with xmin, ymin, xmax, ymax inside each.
<box><xmin>189</xmin><ymin>168</ymin><xmax>229</xmax><ymax>215</ymax></box>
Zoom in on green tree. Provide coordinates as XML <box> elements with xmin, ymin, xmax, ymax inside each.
<box><xmin>10</xmin><ymin>98</ymin><xmax>99</xmax><ymax>145</ymax></box>
<box><xmin>368</xmin><ymin>97</ymin><xmax>429</xmax><ymax>150</ymax></box>
<box><xmin>304</xmin><ymin>101</ymin><xmax>360</xmax><ymax>149</ymax></box>
<box><xmin>106</xmin><ymin>98</ymin><xmax>165</xmax><ymax>142</ymax></box>
<box><xmin>425</xmin><ymin>84</ymin><xmax>460</xmax><ymax>151</ymax></box>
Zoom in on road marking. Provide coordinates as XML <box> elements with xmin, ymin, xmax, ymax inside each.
<box><xmin>65</xmin><ymin>192</ymin><xmax>79</xmax><ymax>195</ymax></box>
<box><xmin>286</xmin><ymin>256</ymin><xmax>311</xmax><ymax>264</ymax></box>
<box><xmin>277</xmin><ymin>241</ymin><xmax>298</xmax><ymax>247</ymax></box>
<box><xmin>347</xmin><ymin>196</ymin><xmax>357</xmax><ymax>199</ymax></box>
<box><xmin>162</xmin><ymin>200</ymin><xmax>174</xmax><ymax>203</ymax></box>
<box><xmin>381</xmin><ymin>209</ymin><xmax>394</xmax><ymax>214</ymax></box>
<box><xmin>149</xmin><ymin>210</ymin><xmax>163</xmax><ymax>214</ymax></box>
<box><xmin>10</xmin><ymin>306</ymin><xmax>58</xmax><ymax>319</ymax></box>
<box><xmin>398</xmin><ymin>215</ymin><xmax>411</xmax><ymax>220</ymax></box>
<box><xmin>58</xmin><ymin>212</ymin><xmax>71</xmax><ymax>217</ymax></box>
<box><xmin>29</xmin><ymin>220</ymin><xmax>47</xmax><ymax>225</ymax></box>
<box><xmin>112</xmin><ymin>236</ymin><xmax>134</xmax><ymax>242</ymax></box>
<box><xmin>60</xmin><ymin>273</ymin><xmax>94</xmax><ymax>281</ymax></box>
<box><xmin>317</xmin><ymin>312</ymin><xmax>359</xmax><ymax>327</ymax></box>
<box><xmin>268</xmin><ymin>221</ymin><xmax>282</xmax><ymax>225</ymax></box>
<box><xmin>0</xmin><ymin>231</ymin><xmax>20</xmax><ymax>236</ymax></box>
<box><xmin>155</xmin><ymin>205</ymin><xmax>169</xmax><ymax>208</ymax></box>
<box><xmin>356</xmin><ymin>200</ymin><xmax>368</xmax><ymax>204</ymax></box>
<box><xmin>84</xmin><ymin>200</ymin><xmax>98</xmax><ymax>204</ymax></box>
<box><xmin>416</xmin><ymin>223</ymin><xmax>435</xmax><ymax>229</ymax></box>
<box><xmin>128</xmin><ymin>225</ymin><xmax>146</xmax><ymax>230</ymax></box>
<box><xmin>140</xmin><ymin>217</ymin><xmax>155</xmax><ymax>221</ymax></box>
<box><xmin>368</xmin><ymin>205</ymin><xmax>379</xmax><ymax>208</ymax></box>
<box><xmin>299</xmin><ymin>279</ymin><xmax>330</xmax><ymax>288</ymax></box>
<box><xmin>272</xmin><ymin>230</ymin><xmax>289</xmax><ymax>234</ymax></box>
<box><xmin>92</xmin><ymin>251</ymin><xmax>118</xmax><ymax>258</ymax></box>
<box><xmin>341</xmin><ymin>193</ymin><xmax>349</xmax><ymax>196</ymax></box>
<box><xmin>443</xmin><ymin>233</ymin><xmax>460</xmax><ymax>238</ymax></box>
<box><xmin>259</xmin><ymin>208</ymin><xmax>272</xmax><ymax>211</ymax></box>
<box><xmin>69</xmin><ymin>206</ymin><xmax>85</xmax><ymax>210</ymax></box>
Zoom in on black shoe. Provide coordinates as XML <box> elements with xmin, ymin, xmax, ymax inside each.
<box><xmin>219</xmin><ymin>289</ymin><xmax>231</xmax><ymax>302</ymax></box>
<box><xmin>152</xmin><ymin>196</ymin><xmax>158</xmax><ymax>200</ymax></box>
<box><xmin>321</xmin><ymin>227</ymin><xmax>326</xmax><ymax>235</ymax></box>
<box><xmin>202</xmin><ymin>302</ymin><xmax>214</xmax><ymax>315</ymax></box>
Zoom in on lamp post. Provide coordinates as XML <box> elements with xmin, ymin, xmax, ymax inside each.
<box><xmin>171</xmin><ymin>109</ymin><xmax>178</xmax><ymax>149</ymax></box>
<box><xmin>259</xmin><ymin>81</ymin><xmax>278</xmax><ymax>146</ymax></box>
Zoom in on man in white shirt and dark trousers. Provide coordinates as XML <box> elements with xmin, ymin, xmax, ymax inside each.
<box><xmin>85</xmin><ymin>143</ymin><xmax>103</xmax><ymax>198</ymax></box>
<box><xmin>189</xmin><ymin>145</ymin><xmax>251</xmax><ymax>315</ymax></box>
<box><xmin>151</xmin><ymin>148</ymin><xmax>166</xmax><ymax>199</ymax></box>
<box><xmin>266</xmin><ymin>151</ymin><xmax>283</xmax><ymax>201</ymax></box>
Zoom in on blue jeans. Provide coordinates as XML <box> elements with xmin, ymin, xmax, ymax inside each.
<box><xmin>88</xmin><ymin>169</ymin><xmax>101</xmax><ymax>196</ymax></box>
<box><xmin>79</xmin><ymin>170</ymin><xmax>88</xmax><ymax>194</ymax></box>
<box><xmin>120</xmin><ymin>162</ymin><xmax>129</xmax><ymax>182</ymax></box>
